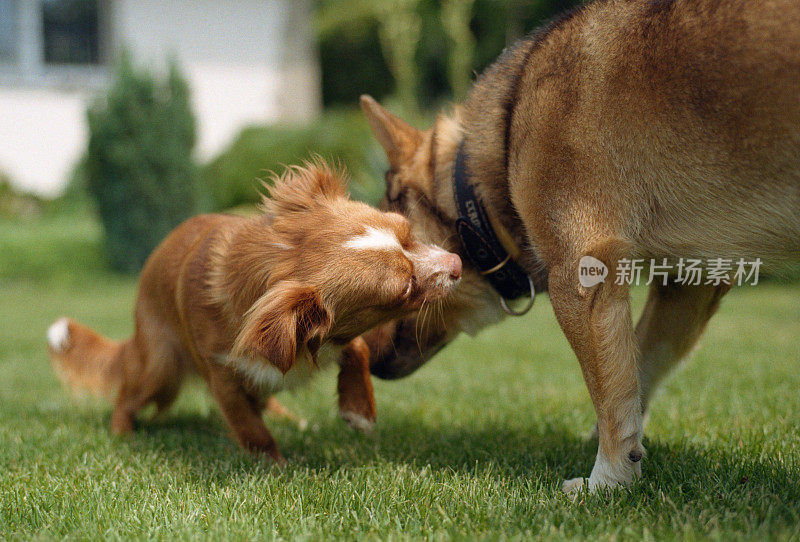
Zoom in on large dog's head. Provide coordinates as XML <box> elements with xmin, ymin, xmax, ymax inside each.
<box><xmin>359</xmin><ymin>96</ymin><xmax>509</xmax><ymax>379</ymax></box>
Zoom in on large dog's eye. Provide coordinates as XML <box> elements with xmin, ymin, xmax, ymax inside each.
<box><xmin>385</xmin><ymin>170</ymin><xmax>403</xmax><ymax>202</ymax></box>
<box><xmin>400</xmin><ymin>277</ymin><xmax>413</xmax><ymax>299</ymax></box>
<box><xmin>383</xmin><ymin>188</ymin><xmax>408</xmax><ymax>215</ymax></box>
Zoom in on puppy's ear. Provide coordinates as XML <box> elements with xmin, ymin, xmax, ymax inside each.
<box><xmin>232</xmin><ymin>281</ymin><xmax>332</xmax><ymax>374</ymax></box>
<box><xmin>360</xmin><ymin>95</ymin><xmax>423</xmax><ymax>170</ymax></box>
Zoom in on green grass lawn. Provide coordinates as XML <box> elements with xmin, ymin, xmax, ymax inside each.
<box><xmin>1</xmin><ymin>208</ymin><xmax>799</xmax><ymax>540</ymax></box>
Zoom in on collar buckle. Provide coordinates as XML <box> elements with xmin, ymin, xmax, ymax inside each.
<box><xmin>479</xmin><ymin>254</ymin><xmax>511</xmax><ymax>276</ymax></box>
<box><xmin>500</xmin><ymin>276</ymin><xmax>535</xmax><ymax>316</ymax></box>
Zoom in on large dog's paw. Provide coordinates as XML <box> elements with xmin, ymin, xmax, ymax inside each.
<box><xmin>563</xmin><ymin>448</ymin><xmax>643</xmax><ymax>494</ymax></box>
<box><xmin>561</xmin><ymin>477</ymin><xmax>628</xmax><ymax>495</ymax></box>
<box><xmin>562</xmin><ymin>477</ymin><xmax>586</xmax><ymax>494</ymax></box>
<box><xmin>561</xmin><ymin>475</ymin><xmax>627</xmax><ymax>494</ymax></box>
<box><xmin>561</xmin><ymin>474</ymin><xmax>628</xmax><ymax>494</ymax></box>
<box><xmin>585</xmin><ymin>413</ymin><xmax>650</xmax><ymax>442</ymax></box>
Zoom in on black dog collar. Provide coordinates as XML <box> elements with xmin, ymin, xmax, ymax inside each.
<box><xmin>453</xmin><ymin>141</ymin><xmax>534</xmax><ymax>313</ymax></box>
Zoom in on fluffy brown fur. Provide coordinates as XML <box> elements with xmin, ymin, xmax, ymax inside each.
<box><xmin>49</xmin><ymin>161</ymin><xmax>461</xmax><ymax>462</ymax></box>
<box><xmin>359</xmin><ymin>0</ymin><xmax>800</xmax><ymax>492</ymax></box>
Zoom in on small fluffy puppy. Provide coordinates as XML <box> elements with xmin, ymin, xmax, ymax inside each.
<box><xmin>48</xmin><ymin>161</ymin><xmax>461</xmax><ymax>462</ymax></box>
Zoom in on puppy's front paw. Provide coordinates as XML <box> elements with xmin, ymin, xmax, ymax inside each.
<box><xmin>339</xmin><ymin>409</ymin><xmax>375</xmax><ymax>433</ymax></box>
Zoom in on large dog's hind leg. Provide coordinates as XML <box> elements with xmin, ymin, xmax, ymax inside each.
<box><xmin>636</xmin><ymin>282</ymin><xmax>730</xmax><ymax>414</ymax></box>
<box><xmin>586</xmin><ymin>281</ymin><xmax>730</xmax><ymax>439</ymax></box>
<box><xmin>548</xmin><ymin>242</ymin><xmax>644</xmax><ymax>493</ymax></box>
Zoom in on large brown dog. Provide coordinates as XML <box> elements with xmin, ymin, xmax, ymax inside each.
<box><xmin>49</xmin><ymin>162</ymin><xmax>462</xmax><ymax>462</ymax></box>
<box><xmin>359</xmin><ymin>0</ymin><xmax>800</xmax><ymax>492</ymax></box>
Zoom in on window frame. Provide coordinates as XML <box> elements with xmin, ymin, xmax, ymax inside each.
<box><xmin>0</xmin><ymin>0</ymin><xmax>111</xmax><ymax>90</ymax></box>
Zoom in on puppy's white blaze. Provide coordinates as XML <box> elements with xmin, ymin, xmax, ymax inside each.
<box><xmin>47</xmin><ymin>318</ymin><xmax>70</xmax><ymax>353</ymax></box>
<box><xmin>344</xmin><ymin>227</ymin><xmax>400</xmax><ymax>251</ymax></box>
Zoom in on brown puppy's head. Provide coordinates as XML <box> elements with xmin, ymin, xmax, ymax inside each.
<box><xmin>229</xmin><ymin>160</ymin><xmax>462</xmax><ymax>374</ymax></box>
<box><xmin>358</xmin><ymin>96</ymin><xmax>508</xmax><ymax>379</ymax></box>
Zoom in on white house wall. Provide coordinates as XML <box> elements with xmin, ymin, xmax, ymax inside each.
<box><xmin>0</xmin><ymin>0</ymin><xmax>320</xmax><ymax>197</ymax></box>
<box><xmin>0</xmin><ymin>87</ymin><xmax>89</xmax><ymax>196</ymax></box>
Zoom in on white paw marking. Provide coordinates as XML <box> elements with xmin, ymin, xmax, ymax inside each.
<box><xmin>340</xmin><ymin>410</ymin><xmax>374</xmax><ymax>433</ymax></box>
<box><xmin>587</xmin><ymin>452</ymin><xmax>629</xmax><ymax>490</ymax></box>
<box><xmin>344</xmin><ymin>227</ymin><xmax>400</xmax><ymax>251</ymax></box>
<box><xmin>47</xmin><ymin>318</ymin><xmax>70</xmax><ymax>353</ymax></box>
<box><xmin>564</xmin><ymin>448</ymin><xmax>643</xmax><ymax>494</ymax></box>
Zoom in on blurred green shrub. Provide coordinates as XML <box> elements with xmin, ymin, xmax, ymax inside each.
<box><xmin>84</xmin><ymin>54</ymin><xmax>198</xmax><ymax>273</ymax></box>
<box><xmin>201</xmin><ymin>108</ymin><xmax>387</xmax><ymax>209</ymax></box>
<box><xmin>317</xmin><ymin>0</ymin><xmax>584</xmax><ymax>109</ymax></box>
<box><xmin>319</xmin><ymin>19</ymin><xmax>395</xmax><ymax>109</ymax></box>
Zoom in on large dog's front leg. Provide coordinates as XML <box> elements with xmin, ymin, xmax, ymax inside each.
<box><xmin>548</xmin><ymin>248</ymin><xmax>644</xmax><ymax>493</ymax></box>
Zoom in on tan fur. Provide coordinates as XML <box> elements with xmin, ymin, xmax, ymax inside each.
<box><xmin>360</xmin><ymin>0</ymin><xmax>800</xmax><ymax>491</ymax></box>
<box><xmin>49</xmin><ymin>319</ymin><xmax>122</xmax><ymax>400</ymax></box>
<box><xmin>336</xmin><ymin>337</ymin><xmax>377</xmax><ymax>431</ymax></box>
<box><xmin>49</xmin><ymin>161</ymin><xmax>461</xmax><ymax>462</ymax></box>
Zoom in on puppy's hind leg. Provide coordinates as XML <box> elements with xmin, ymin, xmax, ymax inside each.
<box><xmin>110</xmin><ymin>339</ymin><xmax>146</xmax><ymax>435</ymax></box>
<box><xmin>111</xmin><ymin>330</ymin><xmax>185</xmax><ymax>435</ymax></box>
<box><xmin>263</xmin><ymin>397</ymin><xmax>308</xmax><ymax>431</ymax></box>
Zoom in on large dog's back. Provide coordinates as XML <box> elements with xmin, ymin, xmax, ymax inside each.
<box><xmin>497</xmin><ymin>0</ymin><xmax>800</xmax><ymax>261</ymax></box>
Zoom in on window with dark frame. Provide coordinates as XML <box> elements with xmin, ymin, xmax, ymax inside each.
<box><xmin>42</xmin><ymin>0</ymin><xmax>100</xmax><ymax>65</ymax></box>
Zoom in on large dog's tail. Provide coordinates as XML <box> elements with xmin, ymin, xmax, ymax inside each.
<box><xmin>47</xmin><ymin>317</ymin><xmax>128</xmax><ymax>400</ymax></box>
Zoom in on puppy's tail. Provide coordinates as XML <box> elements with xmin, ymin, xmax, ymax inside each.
<box><xmin>47</xmin><ymin>317</ymin><xmax>128</xmax><ymax>400</ymax></box>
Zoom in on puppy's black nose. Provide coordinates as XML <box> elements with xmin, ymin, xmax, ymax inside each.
<box><xmin>629</xmin><ymin>450</ymin><xmax>643</xmax><ymax>462</ymax></box>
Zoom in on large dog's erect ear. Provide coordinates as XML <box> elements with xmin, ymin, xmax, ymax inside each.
<box><xmin>232</xmin><ymin>281</ymin><xmax>332</xmax><ymax>374</ymax></box>
<box><xmin>360</xmin><ymin>95</ymin><xmax>423</xmax><ymax>170</ymax></box>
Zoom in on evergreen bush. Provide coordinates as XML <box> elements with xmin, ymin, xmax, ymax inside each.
<box><xmin>84</xmin><ymin>54</ymin><xmax>198</xmax><ymax>272</ymax></box>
